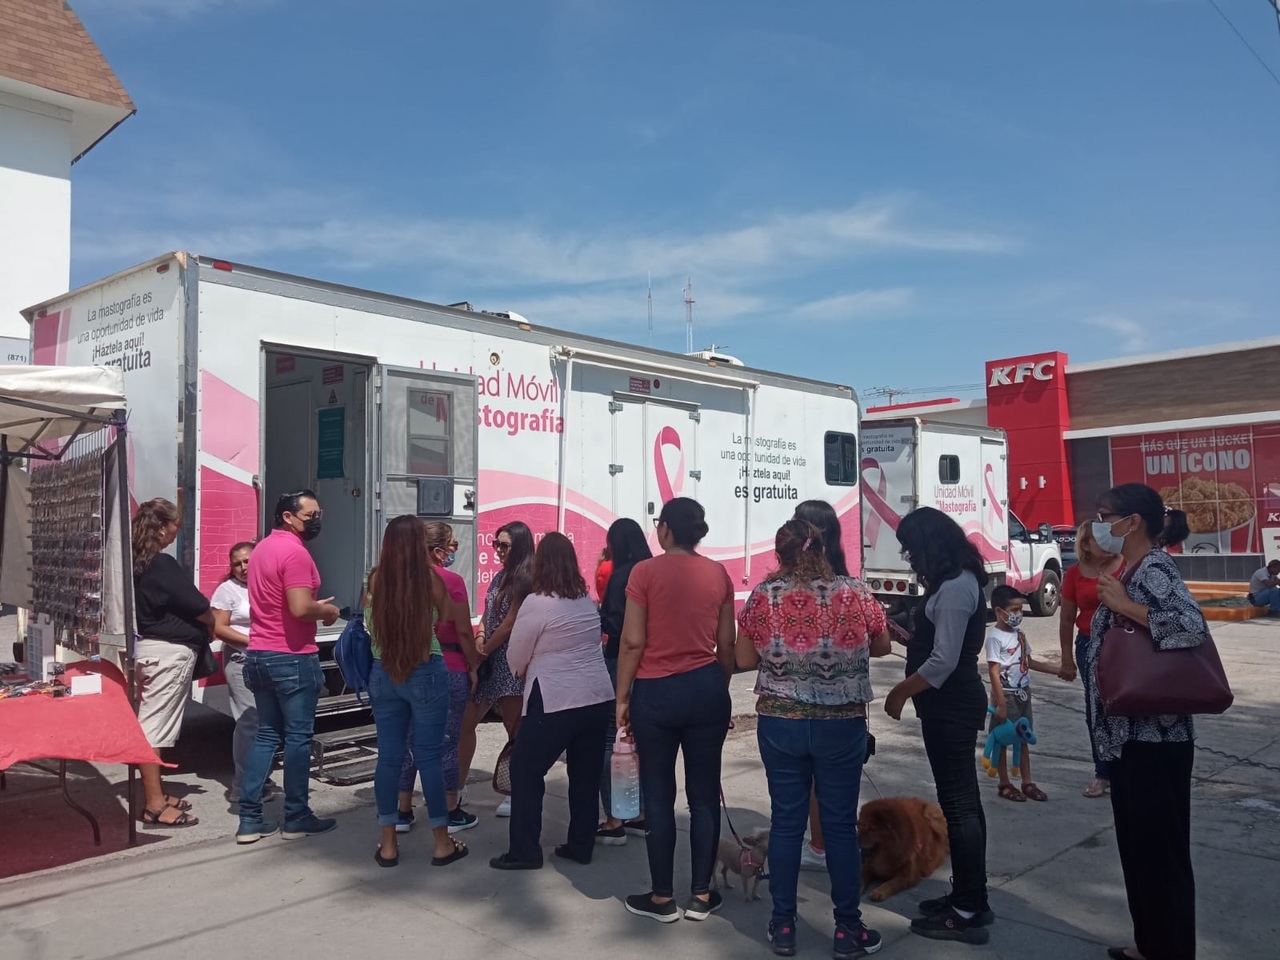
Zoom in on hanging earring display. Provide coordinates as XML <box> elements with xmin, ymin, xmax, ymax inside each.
<box><xmin>28</xmin><ymin>434</ymin><xmax>108</xmax><ymax>658</ymax></box>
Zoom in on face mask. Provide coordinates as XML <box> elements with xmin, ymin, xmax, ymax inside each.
<box><xmin>443</xmin><ymin>552</ymin><xmax>456</xmax><ymax>568</ymax></box>
<box><xmin>299</xmin><ymin>517</ymin><xmax>322</xmax><ymax>542</ymax></box>
<box><xmin>1004</xmin><ymin>613</ymin><xmax>1024</xmax><ymax>629</ymax></box>
<box><xmin>1091</xmin><ymin>519</ymin><xmax>1126</xmax><ymax>555</ymax></box>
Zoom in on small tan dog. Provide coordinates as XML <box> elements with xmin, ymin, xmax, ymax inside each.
<box><xmin>713</xmin><ymin>827</ymin><xmax>770</xmax><ymax>901</ymax></box>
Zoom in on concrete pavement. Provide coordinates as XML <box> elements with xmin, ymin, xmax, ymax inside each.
<box><xmin>1</xmin><ymin>615</ymin><xmax>1277</xmax><ymax>959</ymax></box>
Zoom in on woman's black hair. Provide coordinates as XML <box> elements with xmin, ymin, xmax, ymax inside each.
<box><xmin>895</xmin><ymin>506</ymin><xmax>989</xmax><ymax>595</ymax></box>
<box><xmin>793</xmin><ymin>499</ymin><xmax>849</xmax><ymax>577</ymax></box>
<box><xmin>656</xmin><ymin>497</ymin><xmax>710</xmax><ymax>548</ymax></box>
<box><xmin>606</xmin><ymin>518</ymin><xmax>652</xmax><ymax>569</ymax></box>
<box><xmin>1098</xmin><ymin>483</ymin><xmax>1190</xmax><ymax>548</ymax></box>
<box><xmin>497</xmin><ymin>520</ymin><xmax>536</xmax><ymax>602</ymax></box>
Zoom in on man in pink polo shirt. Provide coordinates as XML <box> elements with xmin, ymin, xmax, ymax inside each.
<box><xmin>236</xmin><ymin>490</ymin><xmax>341</xmax><ymax>844</ymax></box>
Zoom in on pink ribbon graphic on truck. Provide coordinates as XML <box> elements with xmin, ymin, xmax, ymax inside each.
<box><xmin>860</xmin><ymin>457</ymin><xmax>903</xmax><ymax>547</ymax></box>
<box><xmin>654</xmin><ymin>426</ymin><xmax>685</xmax><ymax>503</ymax></box>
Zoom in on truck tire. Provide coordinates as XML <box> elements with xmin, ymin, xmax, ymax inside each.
<box><xmin>1031</xmin><ymin>569</ymin><xmax>1061</xmax><ymax>617</ymax></box>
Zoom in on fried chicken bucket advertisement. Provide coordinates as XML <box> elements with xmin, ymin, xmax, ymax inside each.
<box><xmin>1109</xmin><ymin>424</ymin><xmax>1280</xmax><ymax>555</ymax></box>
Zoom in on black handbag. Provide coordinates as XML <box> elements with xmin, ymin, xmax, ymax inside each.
<box><xmin>193</xmin><ymin>643</ymin><xmax>220</xmax><ymax>681</ymax></box>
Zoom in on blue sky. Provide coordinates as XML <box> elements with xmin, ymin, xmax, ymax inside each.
<box><xmin>70</xmin><ymin>0</ymin><xmax>1280</xmax><ymax>402</ymax></box>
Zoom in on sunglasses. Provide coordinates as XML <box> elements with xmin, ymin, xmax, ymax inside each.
<box><xmin>494</xmin><ymin>541</ymin><xmax>511</xmax><ymax>552</ymax></box>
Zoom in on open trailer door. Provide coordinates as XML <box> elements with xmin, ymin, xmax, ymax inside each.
<box><xmin>375</xmin><ymin>365</ymin><xmax>479</xmax><ymax>600</ymax></box>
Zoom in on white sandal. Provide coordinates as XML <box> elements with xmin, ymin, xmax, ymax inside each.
<box><xmin>1083</xmin><ymin>778</ymin><xmax>1110</xmax><ymax>798</ymax></box>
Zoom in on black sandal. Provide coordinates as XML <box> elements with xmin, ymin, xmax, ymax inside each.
<box><xmin>374</xmin><ymin>846</ymin><xmax>398</xmax><ymax>868</ymax></box>
<box><xmin>140</xmin><ymin>807</ymin><xmax>199</xmax><ymax>828</ymax></box>
<box><xmin>432</xmin><ymin>838</ymin><xmax>468</xmax><ymax>866</ymax></box>
<box><xmin>163</xmin><ymin>794</ymin><xmax>192</xmax><ymax>811</ymax></box>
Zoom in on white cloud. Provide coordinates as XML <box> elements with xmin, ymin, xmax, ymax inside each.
<box><xmin>72</xmin><ymin>0</ymin><xmax>271</xmax><ymax>18</ymax></box>
<box><xmin>74</xmin><ymin>191</ymin><xmax>1019</xmax><ymax>293</ymax></box>
<box><xmin>791</xmin><ymin>288</ymin><xmax>915</xmax><ymax>322</ymax></box>
<box><xmin>1085</xmin><ymin>313</ymin><xmax>1151</xmax><ymax>352</ymax></box>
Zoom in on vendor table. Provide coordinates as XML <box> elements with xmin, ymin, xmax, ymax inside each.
<box><xmin>0</xmin><ymin>660</ymin><xmax>163</xmax><ymax>844</ymax></box>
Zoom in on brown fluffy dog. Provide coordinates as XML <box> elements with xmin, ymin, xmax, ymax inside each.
<box><xmin>858</xmin><ymin>797</ymin><xmax>950</xmax><ymax>902</ymax></box>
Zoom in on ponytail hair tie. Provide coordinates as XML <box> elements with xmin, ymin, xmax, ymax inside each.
<box><xmin>1164</xmin><ymin>506</ymin><xmax>1173</xmax><ymax>516</ymax></box>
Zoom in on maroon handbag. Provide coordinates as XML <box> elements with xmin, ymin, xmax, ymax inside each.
<box><xmin>1097</xmin><ymin>615</ymin><xmax>1233</xmax><ymax>717</ymax></box>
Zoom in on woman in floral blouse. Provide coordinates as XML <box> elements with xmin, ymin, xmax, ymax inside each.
<box><xmin>736</xmin><ymin>519</ymin><xmax>891</xmax><ymax>959</ymax></box>
<box><xmin>1090</xmin><ymin>482</ymin><xmax>1202</xmax><ymax>960</ymax></box>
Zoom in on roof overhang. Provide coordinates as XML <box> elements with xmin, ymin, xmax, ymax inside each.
<box><xmin>0</xmin><ymin>75</ymin><xmax>133</xmax><ymax>163</ymax></box>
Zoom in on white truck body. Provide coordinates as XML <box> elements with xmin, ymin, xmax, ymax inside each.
<box><xmin>859</xmin><ymin>417</ymin><xmax>1062</xmax><ymax>616</ymax></box>
<box><xmin>24</xmin><ymin>253</ymin><xmax>863</xmax><ymax>716</ymax></box>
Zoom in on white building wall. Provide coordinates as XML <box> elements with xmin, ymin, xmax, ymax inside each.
<box><xmin>0</xmin><ymin>94</ymin><xmax>72</xmax><ymax>339</ymax></box>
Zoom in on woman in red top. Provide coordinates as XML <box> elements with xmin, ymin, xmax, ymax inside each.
<box><xmin>1058</xmin><ymin>520</ymin><xmax>1123</xmax><ymax>798</ymax></box>
<box><xmin>595</xmin><ymin>549</ymin><xmax>613</xmax><ymax>605</ymax></box>
<box><xmin>616</xmin><ymin>497</ymin><xmax>735</xmax><ymax>924</ymax></box>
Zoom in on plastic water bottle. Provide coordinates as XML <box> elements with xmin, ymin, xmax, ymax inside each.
<box><xmin>610</xmin><ymin>731</ymin><xmax>641</xmax><ymax>821</ymax></box>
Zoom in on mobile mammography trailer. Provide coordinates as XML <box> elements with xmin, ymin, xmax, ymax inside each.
<box><xmin>24</xmin><ymin>253</ymin><xmax>862</xmax><ymax>717</ymax></box>
<box><xmin>859</xmin><ymin>417</ymin><xmax>1062</xmax><ymax>619</ymax></box>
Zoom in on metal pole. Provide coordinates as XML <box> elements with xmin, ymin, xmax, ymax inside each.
<box><xmin>112</xmin><ymin>417</ymin><xmax>139</xmax><ymax>848</ymax></box>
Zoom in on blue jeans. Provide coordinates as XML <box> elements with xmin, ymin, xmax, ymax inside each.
<box><xmin>757</xmin><ymin>715</ymin><xmax>867</xmax><ymax>927</ymax></box>
<box><xmin>239</xmin><ymin>650</ymin><xmax>324</xmax><ymax>826</ymax></box>
<box><xmin>630</xmin><ymin>662</ymin><xmax>731</xmax><ymax>898</ymax></box>
<box><xmin>397</xmin><ymin>668</ymin><xmax>471</xmax><ymax>795</ymax></box>
<box><xmin>1075</xmin><ymin>633</ymin><xmax>1112</xmax><ymax>780</ymax></box>
<box><xmin>370</xmin><ymin>657</ymin><xmax>449</xmax><ymax>829</ymax></box>
<box><xmin>1251</xmin><ymin>585</ymin><xmax>1280</xmax><ymax>613</ymax></box>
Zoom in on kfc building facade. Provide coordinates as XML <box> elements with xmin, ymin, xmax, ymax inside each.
<box><xmin>894</xmin><ymin>338</ymin><xmax>1280</xmax><ymax>582</ymax></box>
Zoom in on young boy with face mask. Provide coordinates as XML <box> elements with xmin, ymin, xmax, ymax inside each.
<box><xmin>985</xmin><ymin>585</ymin><xmax>1060</xmax><ymax>803</ymax></box>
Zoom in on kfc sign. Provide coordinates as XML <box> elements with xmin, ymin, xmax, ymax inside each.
<box><xmin>989</xmin><ymin>359</ymin><xmax>1056</xmax><ymax>388</ymax></box>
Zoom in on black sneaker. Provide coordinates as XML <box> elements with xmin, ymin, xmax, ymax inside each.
<box><xmin>909</xmin><ymin>909</ymin><xmax>990</xmax><ymax>945</ymax></box>
<box><xmin>489</xmin><ymin>852</ymin><xmax>543</xmax><ymax>871</ymax></box>
<box><xmin>281</xmin><ymin>815</ymin><xmax>337</xmax><ymax>840</ymax></box>
<box><xmin>683</xmin><ymin>889</ymin><xmax>722</xmax><ymax>922</ymax></box>
<box><xmin>917</xmin><ymin>893</ymin><xmax>995</xmax><ymax>927</ymax></box>
<box><xmin>833</xmin><ymin>922</ymin><xmax>882</xmax><ymax>958</ymax></box>
<box><xmin>554</xmin><ymin>844</ymin><xmax>592</xmax><ymax>865</ymax></box>
<box><xmin>596</xmin><ymin>823</ymin><xmax>627</xmax><ymax>846</ymax></box>
<box><xmin>767</xmin><ymin>918</ymin><xmax>797</xmax><ymax>956</ymax></box>
<box><xmin>625</xmin><ymin>893</ymin><xmax>681</xmax><ymax>923</ymax></box>
<box><xmin>447</xmin><ymin>807</ymin><xmax>478</xmax><ymax>834</ymax></box>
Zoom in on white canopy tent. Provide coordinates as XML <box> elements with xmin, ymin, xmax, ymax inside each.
<box><xmin>0</xmin><ymin>365</ymin><xmax>131</xmax><ymax>647</ymax></box>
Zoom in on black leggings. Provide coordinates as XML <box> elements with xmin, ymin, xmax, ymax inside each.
<box><xmin>920</xmin><ymin>718</ymin><xmax>988</xmax><ymax>913</ymax></box>
<box><xmin>629</xmin><ymin>663</ymin><xmax>731</xmax><ymax>898</ymax></box>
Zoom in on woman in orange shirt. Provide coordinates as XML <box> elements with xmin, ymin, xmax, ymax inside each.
<box><xmin>616</xmin><ymin>497</ymin><xmax>735</xmax><ymax>924</ymax></box>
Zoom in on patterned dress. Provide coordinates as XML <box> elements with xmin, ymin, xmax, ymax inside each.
<box><xmin>476</xmin><ymin>570</ymin><xmax>525</xmax><ymax>703</ymax></box>
<box><xmin>1087</xmin><ymin>549</ymin><xmax>1207</xmax><ymax>762</ymax></box>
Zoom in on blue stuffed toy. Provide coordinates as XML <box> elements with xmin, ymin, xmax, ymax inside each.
<box><xmin>982</xmin><ymin>704</ymin><xmax>1037</xmax><ymax>779</ymax></box>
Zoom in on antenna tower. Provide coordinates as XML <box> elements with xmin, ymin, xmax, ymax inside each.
<box><xmin>684</xmin><ymin>278</ymin><xmax>695</xmax><ymax>354</ymax></box>
<box><xmin>647</xmin><ymin>273</ymin><xmax>653</xmax><ymax>348</ymax></box>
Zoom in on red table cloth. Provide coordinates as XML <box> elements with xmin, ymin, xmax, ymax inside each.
<box><xmin>0</xmin><ymin>660</ymin><xmax>165</xmax><ymax>770</ymax></box>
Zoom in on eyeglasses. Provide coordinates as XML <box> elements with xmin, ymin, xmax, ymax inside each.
<box><xmin>652</xmin><ymin>519</ymin><xmax>663</xmax><ymax>528</ymax></box>
<box><xmin>1096</xmin><ymin>511</ymin><xmax>1124</xmax><ymax>522</ymax></box>
<box><xmin>294</xmin><ymin>509</ymin><xmax>323</xmax><ymax>521</ymax></box>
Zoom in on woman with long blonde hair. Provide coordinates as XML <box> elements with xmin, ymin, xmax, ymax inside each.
<box><xmin>367</xmin><ymin>515</ymin><xmax>475</xmax><ymax>867</ymax></box>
